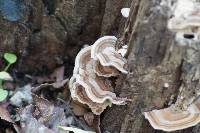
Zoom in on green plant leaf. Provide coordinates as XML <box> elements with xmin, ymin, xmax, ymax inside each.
<box><xmin>4</xmin><ymin>53</ymin><xmax>17</xmax><ymax>64</ymax></box>
<box><xmin>0</xmin><ymin>89</ymin><xmax>8</xmax><ymax>101</ymax></box>
<box><xmin>0</xmin><ymin>71</ymin><xmax>13</xmax><ymax>81</ymax></box>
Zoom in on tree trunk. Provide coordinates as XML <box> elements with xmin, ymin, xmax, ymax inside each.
<box><xmin>101</xmin><ymin>0</ymin><xmax>200</xmax><ymax>133</ymax></box>
<box><xmin>1</xmin><ymin>0</ymin><xmax>200</xmax><ymax>133</ymax></box>
<box><xmin>0</xmin><ymin>0</ymin><xmax>130</xmax><ymax>76</ymax></box>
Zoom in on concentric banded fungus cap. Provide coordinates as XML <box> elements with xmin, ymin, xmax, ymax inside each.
<box><xmin>70</xmin><ymin>76</ymin><xmax>107</xmax><ymax>115</ymax></box>
<box><xmin>93</xmin><ymin>61</ymin><xmax>119</xmax><ymax>77</ymax></box>
<box><xmin>91</xmin><ymin>36</ymin><xmax>128</xmax><ymax>74</ymax></box>
<box><xmin>69</xmin><ymin>45</ymin><xmax>127</xmax><ymax>114</ymax></box>
<box><xmin>167</xmin><ymin>0</ymin><xmax>200</xmax><ymax>44</ymax></box>
<box><xmin>73</xmin><ymin>46</ymin><xmax>118</xmax><ymax>78</ymax></box>
<box><xmin>168</xmin><ymin>0</ymin><xmax>200</xmax><ymax>38</ymax></box>
<box><xmin>71</xmin><ymin>82</ymin><xmax>109</xmax><ymax>115</ymax></box>
<box><xmin>168</xmin><ymin>17</ymin><xmax>200</xmax><ymax>32</ymax></box>
<box><xmin>74</xmin><ymin>74</ymin><xmax>127</xmax><ymax>105</ymax></box>
<box><xmin>73</xmin><ymin>47</ymin><xmax>126</xmax><ymax>104</ymax></box>
<box><xmin>144</xmin><ymin>100</ymin><xmax>200</xmax><ymax>132</ymax></box>
<box><xmin>73</xmin><ymin>46</ymin><xmax>91</xmax><ymax>75</ymax></box>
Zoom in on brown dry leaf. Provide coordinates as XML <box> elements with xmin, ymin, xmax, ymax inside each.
<box><xmin>19</xmin><ymin>104</ymin><xmax>55</xmax><ymax>133</ymax></box>
<box><xmin>34</xmin><ymin>66</ymin><xmax>68</xmax><ymax>90</ymax></box>
<box><xmin>0</xmin><ymin>104</ymin><xmax>13</xmax><ymax>123</ymax></box>
<box><xmin>58</xmin><ymin>126</ymin><xmax>95</xmax><ymax>133</ymax></box>
<box><xmin>70</xmin><ymin>100</ymin><xmax>88</xmax><ymax>116</ymax></box>
<box><xmin>51</xmin><ymin>66</ymin><xmax>68</xmax><ymax>88</ymax></box>
<box><xmin>19</xmin><ymin>95</ymin><xmax>69</xmax><ymax>133</ymax></box>
<box><xmin>19</xmin><ymin>94</ymin><xmax>92</xmax><ymax>133</ymax></box>
<box><xmin>84</xmin><ymin>112</ymin><xmax>94</xmax><ymax>126</ymax></box>
<box><xmin>36</xmin><ymin>76</ymin><xmax>54</xmax><ymax>84</ymax></box>
<box><xmin>3</xmin><ymin>82</ymin><xmax>15</xmax><ymax>90</ymax></box>
<box><xmin>36</xmin><ymin>66</ymin><xmax>65</xmax><ymax>84</ymax></box>
<box><xmin>32</xmin><ymin>94</ymin><xmax>73</xmax><ymax>132</ymax></box>
<box><xmin>84</xmin><ymin>113</ymin><xmax>101</xmax><ymax>133</ymax></box>
<box><xmin>18</xmin><ymin>92</ymin><xmax>93</xmax><ymax>133</ymax></box>
<box><xmin>52</xmin><ymin>78</ymin><xmax>69</xmax><ymax>88</ymax></box>
<box><xmin>50</xmin><ymin>66</ymin><xmax>65</xmax><ymax>82</ymax></box>
<box><xmin>0</xmin><ymin>104</ymin><xmax>21</xmax><ymax>133</ymax></box>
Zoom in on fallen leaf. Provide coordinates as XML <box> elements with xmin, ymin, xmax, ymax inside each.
<box><xmin>83</xmin><ymin>113</ymin><xmax>101</xmax><ymax>133</ymax></box>
<box><xmin>3</xmin><ymin>82</ymin><xmax>15</xmax><ymax>90</ymax></box>
<box><xmin>19</xmin><ymin>105</ymin><xmax>55</xmax><ymax>133</ymax></box>
<box><xmin>19</xmin><ymin>94</ymin><xmax>92</xmax><ymax>133</ymax></box>
<box><xmin>52</xmin><ymin>78</ymin><xmax>69</xmax><ymax>88</ymax></box>
<box><xmin>32</xmin><ymin>94</ymin><xmax>72</xmax><ymax>131</ymax></box>
<box><xmin>50</xmin><ymin>66</ymin><xmax>65</xmax><ymax>82</ymax></box>
<box><xmin>36</xmin><ymin>66</ymin><xmax>65</xmax><ymax>84</ymax></box>
<box><xmin>70</xmin><ymin>100</ymin><xmax>88</xmax><ymax>116</ymax></box>
<box><xmin>0</xmin><ymin>104</ymin><xmax>13</xmax><ymax>123</ymax></box>
<box><xmin>0</xmin><ymin>104</ymin><xmax>21</xmax><ymax>133</ymax></box>
<box><xmin>58</xmin><ymin>126</ymin><xmax>95</xmax><ymax>133</ymax></box>
<box><xmin>10</xmin><ymin>85</ymin><xmax>32</xmax><ymax>106</ymax></box>
<box><xmin>84</xmin><ymin>112</ymin><xmax>94</xmax><ymax>126</ymax></box>
<box><xmin>34</xmin><ymin>66</ymin><xmax>68</xmax><ymax>90</ymax></box>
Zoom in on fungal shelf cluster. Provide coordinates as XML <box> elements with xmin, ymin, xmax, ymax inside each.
<box><xmin>69</xmin><ymin>36</ymin><xmax>128</xmax><ymax>115</ymax></box>
<box><xmin>144</xmin><ymin>100</ymin><xmax>200</xmax><ymax>132</ymax></box>
<box><xmin>144</xmin><ymin>0</ymin><xmax>200</xmax><ymax>131</ymax></box>
<box><xmin>168</xmin><ymin>0</ymin><xmax>200</xmax><ymax>45</ymax></box>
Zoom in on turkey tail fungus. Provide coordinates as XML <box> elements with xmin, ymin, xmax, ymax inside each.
<box><xmin>69</xmin><ymin>36</ymin><xmax>129</xmax><ymax>115</ymax></box>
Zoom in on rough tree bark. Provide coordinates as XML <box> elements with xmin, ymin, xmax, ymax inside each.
<box><xmin>1</xmin><ymin>0</ymin><xmax>200</xmax><ymax>133</ymax></box>
<box><xmin>101</xmin><ymin>0</ymin><xmax>200</xmax><ymax>133</ymax></box>
<box><xmin>0</xmin><ymin>0</ymin><xmax>130</xmax><ymax>76</ymax></box>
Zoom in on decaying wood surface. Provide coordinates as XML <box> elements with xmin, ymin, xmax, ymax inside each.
<box><xmin>0</xmin><ymin>0</ymin><xmax>131</xmax><ymax>76</ymax></box>
<box><xmin>101</xmin><ymin>0</ymin><xmax>200</xmax><ymax>133</ymax></box>
<box><xmin>1</xmin><ymin>0</ymin><xmax>200</xmax><ymax>133</ymax></box>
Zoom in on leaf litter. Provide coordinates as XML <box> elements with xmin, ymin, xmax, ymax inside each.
<box><xmin>0</xmin><ymin>66</ymin><xmax>100</xmax><ymax>133</ymax></box>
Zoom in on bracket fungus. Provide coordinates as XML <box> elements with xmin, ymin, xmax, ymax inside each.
<box><xmin>168</xmin><ymin>0</ymin><xmax>200</xmax><ymax>43</ymax></box>
<box><xmin>144</xmin><ymin>100</ymin><xmax>200</xmax><ymax>132</ymax></box>
<box><xmin>144</xmin><ymin>1</ymin><xmax>200</xmax><ymax>130</ymax></box>
<box><xmin>69</xmin><ymin>36</ymin><xmax>128</xmax><ymax>115</ymax></box>
<box><xmin>91</xmin><ymin>36</ymin><xmax>128</xmax><ymax>74</ymax></box>
<box><xmin>70</xmin><ymin>80</ymin><xmax>109</xmax><ymax>114</ymax></box>
<box><xmin>93</xmin><ymin>61</ymin><xmax>119</xmax><ymax>77</ymax></box>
